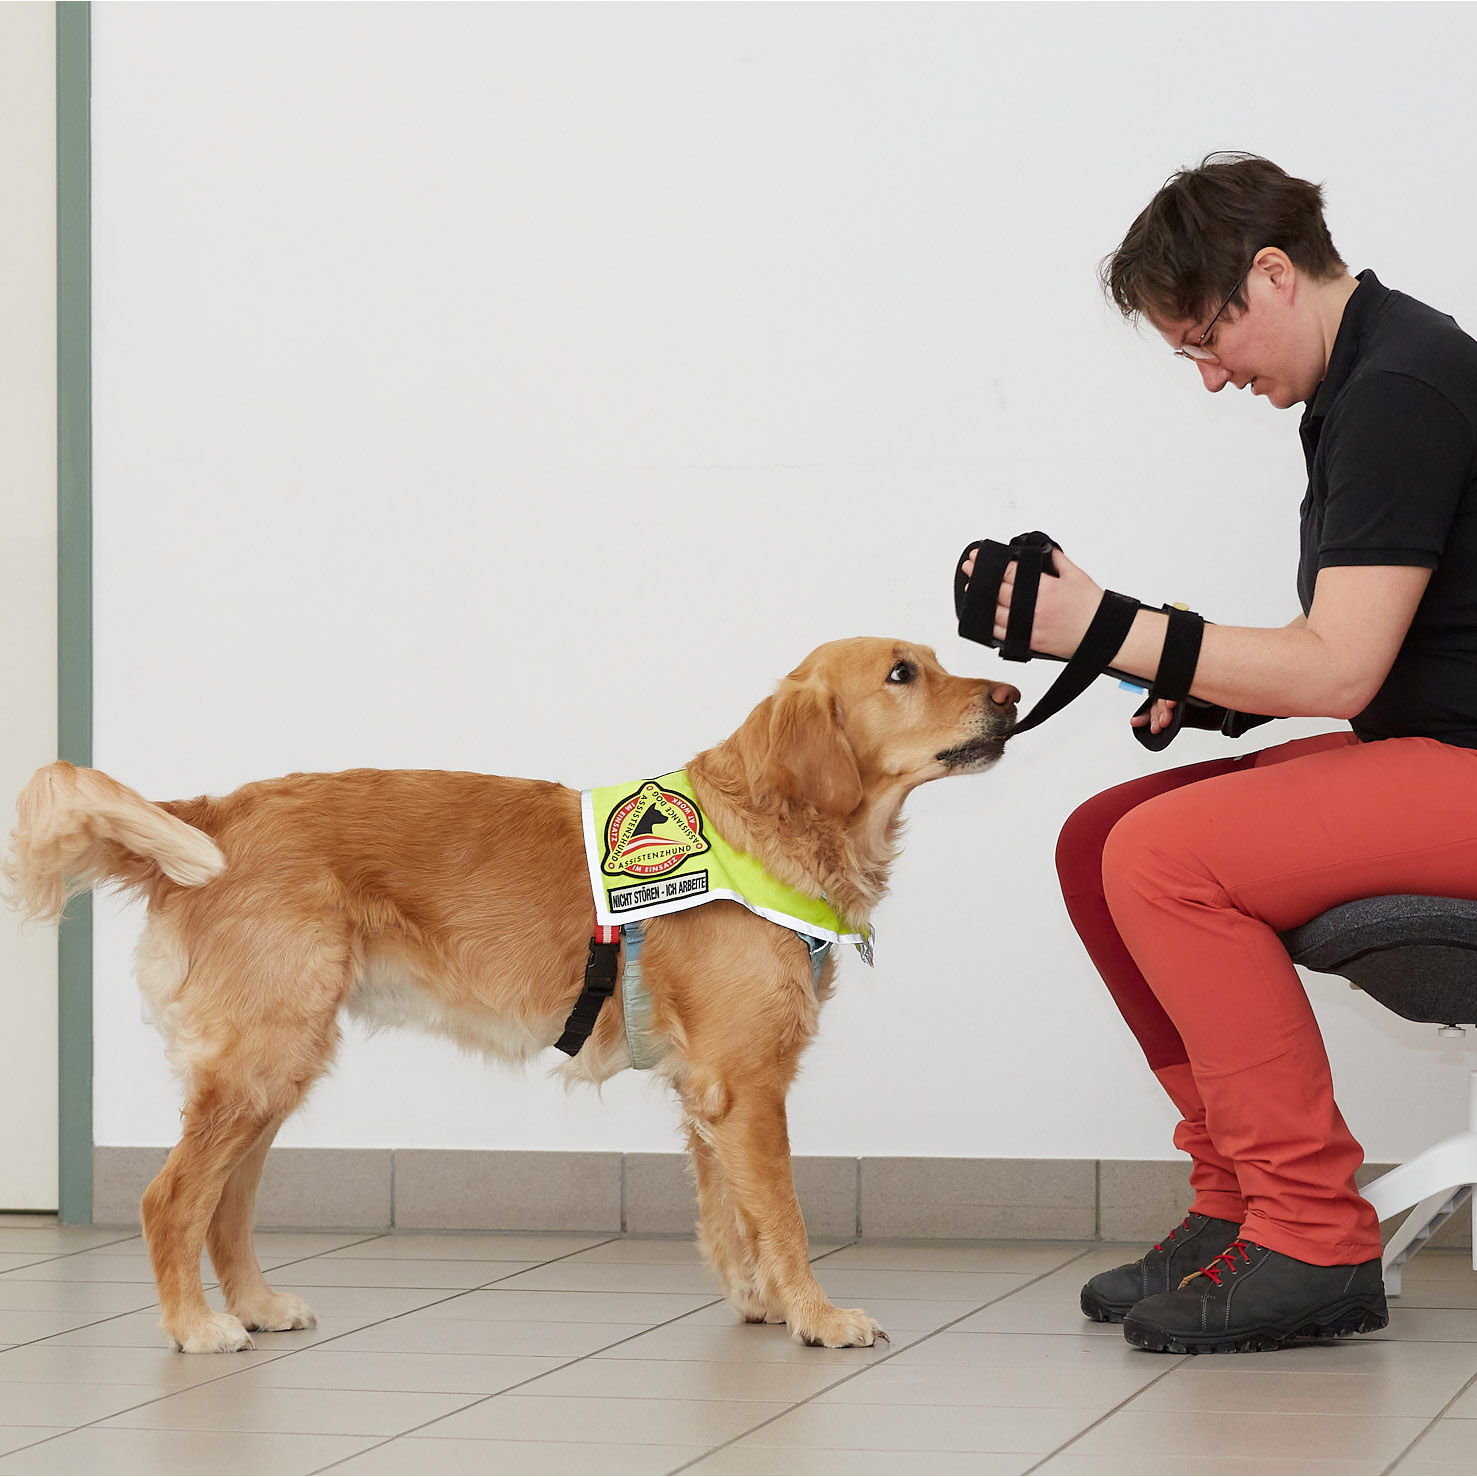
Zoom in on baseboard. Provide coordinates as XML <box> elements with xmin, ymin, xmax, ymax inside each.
<box><xmin>90</xmin><ymin>1148</ymin><xmax>1471</xmax><ymax>1249</ymax></box>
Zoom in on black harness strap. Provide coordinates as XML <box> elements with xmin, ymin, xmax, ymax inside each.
<box><xmin>554</xmin><ymin>931</ymin><xmax>621</xmax><ymax>1057</ymax></box>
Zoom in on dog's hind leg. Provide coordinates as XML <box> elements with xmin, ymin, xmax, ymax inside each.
<box><xmin>686</xmin><ymin>1118</ymin><xmax>771</xmax><ymax>1324</ymax></box>
<box><xmin>206</xmin><ymin>1116</ymin><xmax>317</xmax><ymax>1335</ymax></box>
<box><xmin>142</xmin><ymin>1085</ymin><xmax>283</xmax><ymax>1353</ymax></box>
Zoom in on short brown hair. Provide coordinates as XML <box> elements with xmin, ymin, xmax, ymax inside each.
<box><xmin>1103</xmin><ymin>152</ymin><xmax>1347</xmax><ymax>326</ymax></box>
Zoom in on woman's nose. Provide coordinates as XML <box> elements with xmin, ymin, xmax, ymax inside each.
<box><xmin>1198</xmin><ymin>361</ymin><xmax>1232</xmax><ymax>393</ymax></box>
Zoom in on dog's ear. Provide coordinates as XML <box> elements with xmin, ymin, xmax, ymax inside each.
<box><xmin>761</xmin><ymin>684</ymin><xmax>864</xmax><ymax>818</ymax></box>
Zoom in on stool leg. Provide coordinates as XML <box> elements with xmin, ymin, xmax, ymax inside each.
<box><xmin>1382</xmin><ymin>1185</ymin><xmax>1473</xmax><ymax>1296</ymax></box>
<box><xmin>1361</xmin><ymin>1071</ymin><xmax>1477</xmax><ymax>1295</ymax></box>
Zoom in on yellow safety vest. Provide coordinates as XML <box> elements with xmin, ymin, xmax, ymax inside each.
<box><xmin>580</xmin><ymin>770</ymin><xmax>872</xmax><ymax>958</ymax></box>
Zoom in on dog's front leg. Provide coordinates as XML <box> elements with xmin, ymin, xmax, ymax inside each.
<box><xmin>699</xmin><ymin>1089</ymin><xmax>884</xmax><ymax>1348</ymax></box>
<box><xmin>685</xmin><ymin>1118</ymin><xmax>772</xmax><ymax>1324</ymax></box>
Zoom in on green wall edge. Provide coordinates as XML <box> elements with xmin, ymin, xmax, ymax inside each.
<box><xmin>56</xmin><ymin>0</ymin><xmax>91</xmax><ymax>1225</ymax></box>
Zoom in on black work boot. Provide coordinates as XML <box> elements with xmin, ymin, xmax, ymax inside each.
<box><xmin>1122</xmin><ymin>1238</ymin><xmax>1388</xmax><ymax>1354</ymax></box>
<box><xmin>1080</xmin><ymin>1212</ymin><xmax>1242</xmax><ymax>1324</ymax></box>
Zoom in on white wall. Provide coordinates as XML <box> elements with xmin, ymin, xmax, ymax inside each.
<box><xmin>0</xmin><ymin>0</ymin><xmax>59</xmax><ymax>1210</ymax></box>
<box><xmin>90</xmin><ymin>2</ymin><xmax>1477</xmax><ymax>1163</ymax></box>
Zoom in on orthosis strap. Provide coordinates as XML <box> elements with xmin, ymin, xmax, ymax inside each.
<box><xmin>555</xmin><ymin>922</ymin><xmax>621</xmax><ymax>1057</ymax></box>
<box><xmin>954</xmin><ymin>530</ymin><xmax>1223</xmax><ymax>750</ymax></box>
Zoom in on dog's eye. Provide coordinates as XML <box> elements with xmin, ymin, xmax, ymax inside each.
<box><xmin>886</xmin><ymin>661</ymin><xmax>915</xmax><ymax>685</ymax></box>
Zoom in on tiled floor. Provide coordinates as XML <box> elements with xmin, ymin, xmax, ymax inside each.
<box><xmin>0</xmin><ymin>1216</ymin><xmax>1474</xmax><ymax>1475</ymax></box>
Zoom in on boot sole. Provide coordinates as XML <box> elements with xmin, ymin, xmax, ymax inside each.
<box><xmin>1079</xmin><ymin>1288</ymin><xmax>1131</xmax><ymax>1325</ymax></box>
<box><xmin>1122</xmin><ymin>1294</ymin><xmax>1389</xmax><ymax>1355</ymax></box>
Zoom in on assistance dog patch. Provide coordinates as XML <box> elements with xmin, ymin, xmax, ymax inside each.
<box><xmin>580</xmin><ymin>770</ymin><xmax>872</xmax><ymax>957</ymax></box>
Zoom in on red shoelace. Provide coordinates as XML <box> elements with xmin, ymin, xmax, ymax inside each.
<box><xmin>1193</xmin><ymin>1237</ymin><xmax>1256</xmax><ymax>1287</ymax></box>
<box><xmin>1152</xmin><ymin>1215</ymin><xmax>1195</xmax><ymax>1253</ymax></box>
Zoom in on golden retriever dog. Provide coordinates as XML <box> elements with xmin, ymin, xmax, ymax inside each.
<box><xmin>5</xmin><ymin>638</ymin><xmax>1017</xmax><ymax>1353</ymax></box>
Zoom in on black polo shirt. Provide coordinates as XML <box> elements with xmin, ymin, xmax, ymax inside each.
<box><xmin>1297</xmin><ymin>270</ymin><xmax>1477</xmax><ymax>746</ymax></box>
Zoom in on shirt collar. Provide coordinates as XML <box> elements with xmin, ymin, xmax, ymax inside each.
<box><xmin>1304</xmin><ymin>269</ymin><xmax>1390</xmax><ymax>423</ymax></box>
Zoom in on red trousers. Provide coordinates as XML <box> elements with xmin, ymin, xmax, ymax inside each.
<box><xmin>1058</xmin><ymin>729</ymin><xmax>1477</xmax><ymax>1265</ymax></box>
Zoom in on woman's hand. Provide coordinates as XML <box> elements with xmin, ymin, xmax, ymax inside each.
<box><xmin>1131</xmin><ymin>697</ymin><xmax>1177</xmax><ymax>736</ymax></box>
<box><xmin>960</xmin><ymin>543</ymin><xmax>1106</xmax><ymax>661</ymax></box>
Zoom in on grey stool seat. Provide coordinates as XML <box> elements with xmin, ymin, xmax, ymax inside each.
<box><xmin>1283</xmin><ymin>894</ymin><xmax>1477</xmax><ymax>1026</ymax></box>
<box><xmin>1281</xmin><ymin>895</ymin><xmax>1477</xmax><ymax>1293</ymax></box>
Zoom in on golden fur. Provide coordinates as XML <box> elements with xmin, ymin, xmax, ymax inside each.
<box><xmin>5</xmin><ymin>637</ymin><xmax>1016</xmax><ymax>1352</ymax></box>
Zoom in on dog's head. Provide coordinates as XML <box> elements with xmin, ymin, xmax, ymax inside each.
<box><xmin>734</xmin><ymin>638</ymin><xmax>1018</xmax><ymax>819</ymax></box>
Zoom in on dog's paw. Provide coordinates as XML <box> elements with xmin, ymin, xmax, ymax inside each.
<box><xmin>790</xmin><ymin>1305</ymin><xmax>889</xmax><ymax>1349</ymax></box>
<box><xmin>232</xmin><ymin>1292</ymin><xmax>317</xmax><ymax>1333</ymax></box>
<box><xmin>166</xmin><ymin>1311</ymin><xmax>256</xmax><ymax>1354</ymax></box>
<box><xmin>727</xmin><ymin>1282</ymin><xmax>773</xmax><ymax>1324</ymax></box>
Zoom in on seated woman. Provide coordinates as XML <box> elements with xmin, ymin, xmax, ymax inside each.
<box><xmin>962</xmin><ymin>152</ymin><xmax>1477</xmax><ymax>1354</ymax></box>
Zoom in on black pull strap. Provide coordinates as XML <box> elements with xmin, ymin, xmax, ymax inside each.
<box><xmin>554</xmin><ymin>936</ymin><xmax>621</xmax><ymax>1056</ymax></box>
<box><xmin>1009</xmin><ymin>590</ymin><xmax>1141</xmax><ymax>735</ymax></box>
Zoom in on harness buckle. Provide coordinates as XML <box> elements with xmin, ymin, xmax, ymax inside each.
<box><xmin>554</xmin><ymin>921</ymin><xmax>623</xmax><ymax>1057</ymax></box>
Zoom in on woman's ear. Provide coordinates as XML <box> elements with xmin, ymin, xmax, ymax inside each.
<box><xmin>762</xmin><ymin>684</ymin><xmax>863</xmax><ymax>817</ymax></box>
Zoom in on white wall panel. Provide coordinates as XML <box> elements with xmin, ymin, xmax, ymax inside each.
<box><xmin>91</xmin><ymin>2</ymin><xmax>1477</xmax><ymax>1161</ymax></box>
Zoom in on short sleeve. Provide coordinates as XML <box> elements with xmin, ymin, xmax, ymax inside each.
<box><xmin>1316</xmin><ymin>370</ymin><xmax>1476</xmax><ymax>569</ymax></box>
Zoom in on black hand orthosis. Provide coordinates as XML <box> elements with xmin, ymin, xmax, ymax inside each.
<box><xmin>953</xmin><ymin>530</ymin><xmax>1213</xmax><ymax>751</ymax></box>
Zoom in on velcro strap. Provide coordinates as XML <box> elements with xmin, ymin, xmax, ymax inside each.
<box><xmin>1001</xmin><ymin>537</ymin><xmax>1053</xmax><ymax>662</ymax></box>
<box><xmin>1131</xmin><ymin>605</ymin><xmax>1205</xmax><ymax>753</ymax></box>
<box><xmin>955</xmin><ymin>531</ymin><xmax>1059</xmax><ymax>657</ymax></box>
<box><xmin>1152</xmin><ymin>606</ymin><xmax>1204</xmax><ymax>705</ymax></box>
<box><xmin>554</xmin><ymin>934</ymin><xmax>621</xmax><ymax>1057</ymax></box>
<box><xmin>1009</xmin><ymin>589</ymin><xmax>1140</xmax><ymax>735</ymax></box>
<box><xmin>955</xmin><ymin>539</ymin><xmax>1011</xmax><ymax>646</ymax></box>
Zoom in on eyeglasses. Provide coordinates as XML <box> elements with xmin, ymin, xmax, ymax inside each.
<box><xmin>1174</xmin><ymin>262</ymin><xmax>1254</xmax><ymax>363</ymax></box>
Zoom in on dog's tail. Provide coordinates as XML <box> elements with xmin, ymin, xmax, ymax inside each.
<box><xmin>3</xmin><ymin>761</ymin><xmax>226</xmax><ymax>924</ymax></box>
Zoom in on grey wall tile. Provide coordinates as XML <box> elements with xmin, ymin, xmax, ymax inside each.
<box><xmin>92</xmin><ymin>1147</ymin><xmax>167</xmax><ymax>1227</ymax></box>
<box><xmin>394</xmin><ymin>1150</ymin><xmax>622</xmax><ymax>1232</ymax></box>
<box><xmin>792</xmin><ymin>1157</ymin><xmax>860</xmax><ymax>1240</ymax></box>
<box><xmin>1098</xmin><ymin>1159</ymin><xmax>1194</xmax><ymax>1242</ymax></box>
<box><xmin>623</xmin><ymin>1155</ymin><xmax>857</xmax><ymax>1240</ymax></box>
<box><xmin>91</xmin><ymin>1147</ymin><xmax>1468</xmax><ymax>1252</ymax></box>
<box><xmin>861</xmin><ymin>1157</ymin><xmax>1096</xmax><ymax>1239</ymax></box>
<box><xmin>93</xmin><ymin>1146</ymin><xmax>390</xmax><ymax>1231</ymax></box>
<box><xmin>256</xmin><ymin>1149</ymin><xmax>391</xmax><ymax>1230</ymax></box>
<box><xmin>623</xmin><ymin>1154</ymin><xmax>694</xmax><ymax>1236</ymax></box>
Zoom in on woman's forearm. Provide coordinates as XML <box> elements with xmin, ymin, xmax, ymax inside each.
<box><xmin>1109</xmin><ymin>611</ymin><xmax>1373</xmax><ymax>720</ymax></box>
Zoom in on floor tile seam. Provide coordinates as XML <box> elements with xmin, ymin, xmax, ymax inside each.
<box><xmin>0</xmin><ymin>1346</ymin><xmax>307</xmax><ymax>1467</ymax></box>
<box><xmin>258</xmin><ymin>1230</ymin><xmax>619</xmax><ymax>1284</ymax></box>
<box><xmin>273</xmin><ymin>1232</ymin><xmax>635</xmax><ymax>1357</ymax></box>
<box><xmin>799</xmin><ymin>1243</ymin><xmax>857</xmax><ymax>1265</ymax></box>
<box><xmin>313</xmin><ymin>1434</ymin><xmax>418</xmax><ymax>1476</ymax></box>
<box><xmin>248</xmin><ymin>1233</ymin><xmax>400</xmax><ymax>1272</ymax></box>
<box><xmin>0</xmin><ymin>1231</ymin><xmax>139</xmax><ymax>1260</ymax></box>
<box><xmin>1019</xmin><ymin>1355</ymin><xmax>1190</xmax><ymax>1475</ymax></box>
<box><xmin>665</xmin><ymin>1247</ymin><xmax>1106</xmax><ymax>1475</ymax></box>
<box><xmin>0</xmin><ymin>1296</ymin><xmax>176</xmax><ymax>1353</ymax></box>
<box><xmin>462</xmin><ymin>1234</ymin><xmax>627</xmax><ymax>1292</ymax></box>
<box><xmin>304</xmin><ymin>1292</ymin><xmax>739</xmax><ymax>1474</ymax></box>
<box><xmin>0</xmin><ymin>1234</ymin><xmax>147</xmax><ymax>1276</ymax></box>
<box><xmin>1382</xmin><ymin>1362</ymin><xmax>1477</xmax><ymax>1474</ymax></box>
